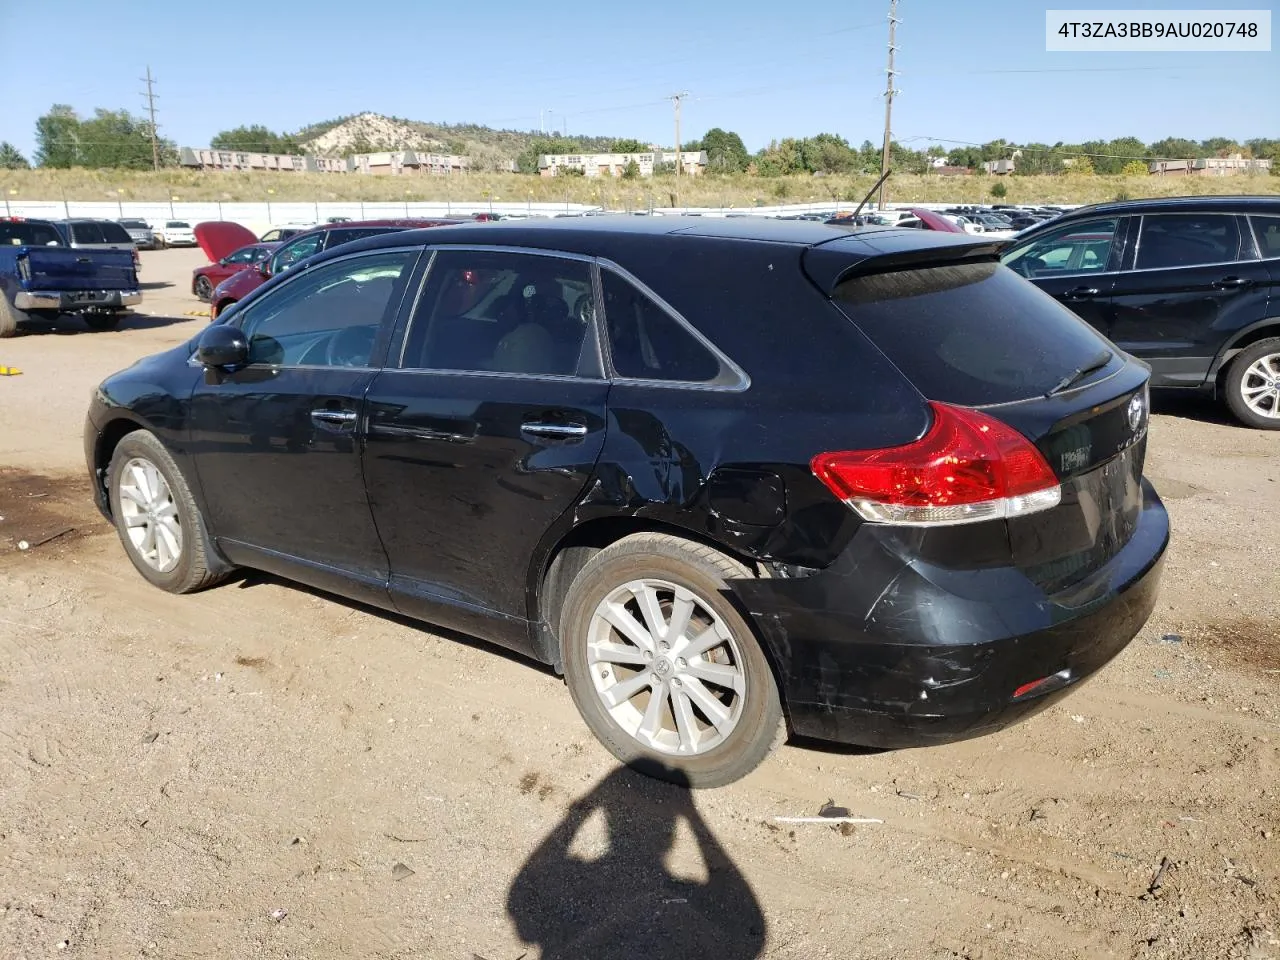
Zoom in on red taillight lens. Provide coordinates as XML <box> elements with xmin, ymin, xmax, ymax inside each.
<box><xmin>811</xmin><ymin>402</ymin><xmax>1061</xmax><ymax>526</ymax></box>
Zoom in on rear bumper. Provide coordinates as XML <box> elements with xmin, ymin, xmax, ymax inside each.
<box><xmin>735</xmin><ymin>480</ymin><xmax>1170</xmax><ymax>749</ymax></box>
<box><xmin>16</xmin><ymin>290</ymin><xmax>142</xmax><ymax>311</ymax></box>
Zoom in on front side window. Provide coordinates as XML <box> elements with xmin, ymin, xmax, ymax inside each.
<box><xmin>599</xmin><ymin>269</ymin><xmax>723</xmax><ymax>383</ymax></box>
<box><xmin>1136</xmin><ymin>214</ymin><xmax>1241</xmax><ymax>270</ymax></box>
<box><xmin>1001</xmin><ymin>218</ymin><xmax>1119</xmax><ymax>277</ymax></box>
<box><xmin>237</xmin><ymin>250</ymin><xmax>416</xmax><ymax>368</ymax></box>
<box><xmin>271</xmin><ymin>232</ymin><xmax>324</xmax><ymax>274</ymax></box>
<box><xmin>403</xmin><ymin>249</ymin><xmax>593</xmax><ymax>376</ymax></box>
<box><xmin>224</xmin><ymin>245</ymin><xmax>259</xmax><ymax>264</ymax></box>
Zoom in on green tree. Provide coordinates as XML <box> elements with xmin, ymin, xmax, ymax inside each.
<box><xmin>78</xmin><ymin>108</ymin><xmax>167</xmax><ymax>169</ymax></box>
<box><xmin>620</xmin><ymin>159</ymin><xmax>640</xmax><ymax>179</ymax></box>
<box><xmin>34</xmin><ymin>104</ymin><xmax>80</xmax><ymax>167</ymax></box>
<box><xmin>800</xmin><ymin>132</ymin><xmax>856</xmax><ymax>174</ymax></box>
<box><xmin>0</xmin><ymin>142</ymin><xmax>30</xmax><ymax>169</ymax></box>
<box><xmin>754</xmin><ymin>138</ymin><xmax>803</xmax><ymax>176</ymax></box>
<box><xmin>1121</xmin><ymin>159</ymin><xmax>1149</xmax><ymax>176</ymax></box>
<box><xmin>1200</xmin><ymin>137</ymin><xmax>1240</xmax><ymax>157</ymax></box>
<box><xmin>211</xmin><ymin>124</ymin><xmax>301</xmax><ymax>154</ymax></box>
<box><xmin>1148</xmin><ymin>136</ymin><xmax>1199</xmax><ymax>159</ymax></box>
<box><xmin>698</xmin><ymin>127</ymin><xmax>749</xmax><ymax>172</ymax></box>
<box><xmin>990</xmin><ymin>180</ymin><xmax>1008</xmax><ymax>199</ymax></box>
<box><xmin>946</xmin><ymin>146</ymin><xmax>982</xmax><ymax>169</ymax></box>
<box><xmin>516</xmin><ymin>136</ymin><xmax>582</xmax><ymax>174</ymax></box>
<box><xmin>610</xmin><ymin>138</ymin><xmax>649</xmax><ymax>153</ymax></box>
<box><xmin>1070</xmin><ymin>155</ymin><xmax>1096</xmax><ymax>175</ymax></box>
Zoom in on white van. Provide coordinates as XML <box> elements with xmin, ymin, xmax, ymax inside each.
<box><xmin>146</xmin><ymin>219</ymin><xmax>197</xmax><ymax>248</ymax></box>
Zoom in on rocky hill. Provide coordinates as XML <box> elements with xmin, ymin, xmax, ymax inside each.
<box><xmin>294</xmin><ymin>112</ymin><xmax>634</xmax><ymax>170</ymax></box>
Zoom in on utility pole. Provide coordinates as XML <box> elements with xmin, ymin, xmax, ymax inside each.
<box><xmin>878</xmin><ymin>0</ymin><xmax>899</xmax><ymax>210</ymax></box>
<box><xmin>141</xmin><ymin>66</ymin><xmax>160</xmax><ymax>170</ymax></box>
<box><xmin>668</xmin><ymin>92</ymin><xmax>689</xmax><ymax>176</ymax></box>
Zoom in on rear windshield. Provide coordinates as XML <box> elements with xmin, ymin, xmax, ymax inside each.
<box><xmin>0</xmin><ymin>221</ymin><xmax>63</xmax><ymax>246</ymax></box>
<box><xmin>832</xmin><ymin>261</ymin><xmax>1112</xmax><ymax>406</ymax></box>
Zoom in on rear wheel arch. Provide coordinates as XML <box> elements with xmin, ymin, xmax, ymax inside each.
<box><xmin>1213</xmin><ymin>319</ymin><xmax>1280</xmax><ymax>392</ymax></box>
<box><xmin>532</xmin><ymin>516</ymin><xmax>772</xmax><ymax>667</ymax></box>
<box><xmin>212</xmin><ymin>297</ymin><xmax>237</xmax><ymax>318</ymax></box>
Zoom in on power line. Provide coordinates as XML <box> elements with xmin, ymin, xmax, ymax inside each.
<box><xmin>878</xmin><ymin>0</ymin><xmax>899</xmax><ymax>209</ymax></box>
<box><xmin>140</xmin><ymin>66</ymin><xmax>160</xmax><ymax>170</ymax></box>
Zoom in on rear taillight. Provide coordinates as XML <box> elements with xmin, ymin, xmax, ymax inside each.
<box><xmin>811</xmin><ymin>402</ymin><xmax>1061</xmax><ymax>526</ymax></box>
<box><xmin>15</xmin><ymin>255</ymin><xmax>30</xmax><ymax>282</ymax></box>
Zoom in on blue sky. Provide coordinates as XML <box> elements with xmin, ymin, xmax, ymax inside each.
<box><xmin>0</xmin><ymin>0</ymin><xmax>1273</xmax><ymax>160</ymax></box>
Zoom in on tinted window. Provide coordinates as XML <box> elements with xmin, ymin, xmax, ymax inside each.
<box><xmin>237</xmin><ymin>250</ymin><xmax>414</xmax><ymax>367</ymax></box>
<box><xmin>324</xmin><ymin>227</ymin><xmax>397</xmax><ymax>249</ymax></box>
<box><xmin>1250</xmin><ymin>216</ymin><xmax>1280</xmax><ymax>259</ymax></box>
<box><xmin>404</xmin><ymin>250</ymin><xmax>593</xmax><ymax>376</ymax></box>
<box><xmin>0</xmin><ymin>221</ymin><xmax>62</xmax><ymax>246</ymax></box>
<box><xmin>1001</xmin><ymin>219</ymin><xmax>1119</xmax><ymax>277</ymax></box>
<box><xmin>833</xmin><ymin>262</ymin><xmax>1112</xmax><ymax>406</ymax></box>
<box><xmin>98</xmin><ymin>222</ymin><xmax>133</xmax><ymax>244</ymax></box>
<box><xmin>166</xmin><ymin>221</ymin><xmax>189</xmax><ymax>229</ymax></box>
<box><xmin>1136</xmin><ymin>214</ymin><xmax>1241</xmax><ymax>269</ymax></box>
<box><xmin>271</xmin><ymin>232</ymin><xmax>324</xmax><ymax>273</ymax></box>
<box><xmin>119</xmin><ymin>220</ymin><xmax>149</xmax><ymax>229</ymax></box>
<box><xmin>600</xmin><ymin>269</ymin><xmax>722</xmax><ymax>382</ymax></box>
<box><xmin>70</xmin><ymin>222</ymin><xmax>106</xmax><ymax>244</ymax></box>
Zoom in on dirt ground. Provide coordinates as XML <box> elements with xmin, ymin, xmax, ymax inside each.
<box><xmin>1</xmin><ymin>247</ymin><xmax>1278</xmax><ymax>960</ymax></box>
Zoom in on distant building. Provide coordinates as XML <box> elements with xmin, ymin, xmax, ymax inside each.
<box><xmin>539</xmin><ymin>151</ymin><xmax>708</xmax><ymax>177</ymax></box>
<box><xmin>931</xmin><ymin>165</ymin><xmax>973</xmax><ymax>177</ymax></box>
<box><xmin>345</xmin><ymin>150</ymin><xmax>471</xmax><ymax>176</ymax></box>
<box><xmin>982</xmin><ymin>158</ymin><xmax>1016</xmax><ymax>175</ymax></box>
<box><xmin>179</xmin><ymin>148</ymin><xmax>346</xmax><ymax>173</ymax></box>
<box><xmin>1148</xmin><ymin>154</ymin><xmax>1272</xmax><ymax>176</ymax></box>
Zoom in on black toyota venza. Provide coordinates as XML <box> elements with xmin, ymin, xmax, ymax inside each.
<box><xmin>86</xmin><ymin>217</ymin><xmax>1169</xmax><ymax>786</ymax></box>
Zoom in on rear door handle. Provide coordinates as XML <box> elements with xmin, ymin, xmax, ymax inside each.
<box><xmin>1063</xmin><ymin>286</ymin><xmax>1100</xmax><ymax>300</ymax></box>
<box><xmin>521</xmin><ymin>421</ymin><xmax>588</xmax><ymax>440</ymax></box>
<box><xmin>1212</xmin><ymin>276</ymin><xmax>1251</xmax><ymax>290</ymax></box>
<box><xmin>311</xmin><ymin>409</ymin><xmax>358</xmax><ymax>430</ymax></box>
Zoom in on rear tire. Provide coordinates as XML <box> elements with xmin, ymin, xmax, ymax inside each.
<box><xmin>1224</xmin><ymin>337</ymin><xmax>1280</xmax><ymax>430</ymax></box>
<box><xmin>0</xmin><ymin>297</ymin><xmax>24</xmax><ymax>338</ymax></box>
<box><xmin>560</xmin><ymin>533</ymin><xmax>784</xmax><ymax>788</ymax></box>
<box><xmin>107</xmin><ymin>430</ymin><xmax>231</xmax><ymax>593</ymax></box>
<box><xmin>84</xmin><ymin>312</ymin><xmax>122</xmax><ymax>332</ymax></box>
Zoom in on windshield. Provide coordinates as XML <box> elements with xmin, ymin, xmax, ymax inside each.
<box><xmin>119</xmin><ymin>220</ymin><xmax>149</xmax><ymax>229</ymax></box>
<box><xmin>167</xmin><ymin>221</ymin><xmax>190</xmax><ymax>229</ymax></box>
<box><xmin>0</xmin><ymin>221</ymin><xmax>63</xmax><ymax>246</ymax></box>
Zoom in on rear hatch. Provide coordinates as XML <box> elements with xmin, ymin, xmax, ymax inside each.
<box><xmin>22</xmin><ymin>246</ymin><xmax>137</xmax><ymax>291</ymax></box>
<box><xmin>808</xmin><ymin>232</ymin><xmax>1151</xmax><ymax>591</ymax></box>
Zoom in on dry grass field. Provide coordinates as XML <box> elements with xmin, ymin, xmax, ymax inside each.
<box><xmin>4</xmin><ymin>166</ymin><xmax>1277</xmax><ymax>210</ymax></box>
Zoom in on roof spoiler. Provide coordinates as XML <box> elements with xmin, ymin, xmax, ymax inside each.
<box><xmin>802</xmin><ymin>232</ymin><xmax>1003</xmax><ymax>297</ymax></box>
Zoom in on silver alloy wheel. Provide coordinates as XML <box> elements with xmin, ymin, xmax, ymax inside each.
<box><xmin>1240</xmin><ymin>352</ymin><xmax>1280</xmax><ymax>419</ymax></box>
<box><xmin>587</xmin><ymin>578</ymin><xmax>746</xmax><ymax>756</ymax></box>
<box><xmin>118</xmin><ymin>457</ymin><xmax>183</xmax><ymax>573</ymax></box>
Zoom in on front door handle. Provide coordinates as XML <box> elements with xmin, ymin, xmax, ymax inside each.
<box><xmin>521</xmin><ymin>421</ymin><xmax>588</xmax><ymax>440</ymax></box>
<box><xmin>1213</xmin><ymin>276</ymin><xmax>1251</xmax><ymax>290</ymax></box>
<box><xmin>311</xmin><ymin>409</ymin><xmax>358</xmax><ymax>430</ymax></box>
<box><xmin>1064</xmin><ymin>286</ymin><xmax>1100</xmax><ymax>300</ymax></box>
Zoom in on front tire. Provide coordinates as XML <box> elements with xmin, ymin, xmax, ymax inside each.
<box><xmin>194</xmin><ymin>276</ymin><xmax>213</xmax><ymax>301</ymax></box>
<box><xmin>107</xmin><ymin>430</ymin><xmax>230</xmax><ymax>593</ymax></box>
<box><xmin>560</xmin><ymin>533</ymin><xmax>784</xmax><ymax>787</ymax></box>
<box><xmin>1224</xmin><ymin>338</ymin><xmax>1280</xmax><ymax>430</ymax></box>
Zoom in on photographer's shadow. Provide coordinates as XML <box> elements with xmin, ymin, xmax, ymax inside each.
<box><xmin>507</xmin><ymin>766</ymin><xmax>766</xmax><ymax>960</ymax></box>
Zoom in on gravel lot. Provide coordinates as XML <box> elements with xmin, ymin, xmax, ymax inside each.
<box><xmin>1</xmin><ymin>246</ymin><xmax>1278</xmax><ymax>960</ymax></box>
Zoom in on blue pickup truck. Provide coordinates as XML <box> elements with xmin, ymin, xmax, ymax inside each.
<box><xmin>1</xmin><ymin>217</ymin><xmax>142</xmax><ymax>337</ymax></box>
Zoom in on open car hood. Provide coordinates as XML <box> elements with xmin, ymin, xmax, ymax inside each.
<box><xmin>908</xmin><ymin>208</ymin><xmax>966</xmax><ymax>233</ymax></box>
<box><xmin>195</xmin><ymin>221</ymin><xmax>259</xmax><ymax>263</ymax></box>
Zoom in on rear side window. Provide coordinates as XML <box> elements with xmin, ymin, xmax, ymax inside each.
<box><xmin>0</xmin><ymin>221</ymin><xmax>62</xmax><ymax>246</ymax></box>
<box><xmin>833</xmin><ymin>261</ymin><xmax>1112</xmax><ymax>406</ymax></box>
<box><xmin>1136</xmin><ymin>214</ymin><xmax>1241</xmax><ymax>269</ymax></box>
<box><xmin>600</xmin><ymin>269</ymin><xmax>724</xmax><ymax>383</ymax></box>
<box><xmin>1251</xmin><ymin>216</ymin><xmax>1280</xmax><ymax>259</ymax></box>
<box><xmin>99</xmin><ymin>222</ymin><xmax>133</xmax><ymax>244</ymax></box>
<box><xmin>70</xmin><ymin>222</ymin><xmax>106</xmax><ymax>244</ymax></box>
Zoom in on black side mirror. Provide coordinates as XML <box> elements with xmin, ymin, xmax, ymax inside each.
<box><xmin>196</xmin><ymin>324</ymin><xmax>249</xmax><ymax>368</ymax></box>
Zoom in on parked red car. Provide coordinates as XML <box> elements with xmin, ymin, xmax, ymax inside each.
<box><xmin>191</xmin><ymin>241</ymin><xmax>278</xmax><ymax>301</ymax></box>
<box><xmin>202</xmin><ymin>219</ymin><xmax>463</xmax><ymax>318</ymax></box>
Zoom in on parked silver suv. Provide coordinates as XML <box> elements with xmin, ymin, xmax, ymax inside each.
<box><xmin>117</xmin><ymin>218</ymin><xmax>157</xmax><ymax>250</ymax></box>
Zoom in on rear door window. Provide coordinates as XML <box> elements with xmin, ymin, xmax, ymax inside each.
<box><xmin>599</xmin><ymin>269</ymin><xmax>728</xmax><ymax>383</ymax></box>
<box><xmin>1136</xmin><ymin>214</ymin><xmax>1241</xmax><ymax>269</ymax></box>
<box><xmin>1001</xmin><ymin>219</ymin><xmax>1120</xmax><ymax>278</ymax></box>
<box><xmin>832</xmin><ymin>261</ymin><xmax>1113</xmax><ymax>406</ymax></box>
<box><xmin>1249</xmin><ymin>216</ymin><xmax>1280</xmax><ymax>260</ymax></box>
